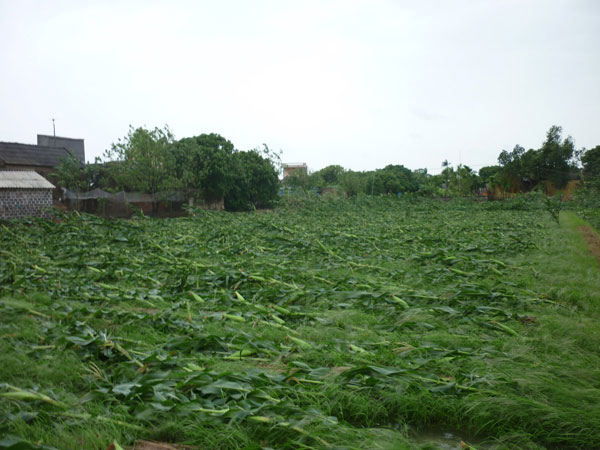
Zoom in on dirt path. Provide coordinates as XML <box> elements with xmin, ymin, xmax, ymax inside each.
<box><xmin>577</xmin><ymin>225</ymin><xmax>600</xmax><ymax>266</ymax></box>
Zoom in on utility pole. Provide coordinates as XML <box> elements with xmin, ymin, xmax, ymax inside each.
<box><xmin>52</xmin><ymin>118</ymin><xmax>56</xmax><ymax>146</ymax></box>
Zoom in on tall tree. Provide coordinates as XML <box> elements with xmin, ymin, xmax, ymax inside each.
<box><xmin>538</xmin><ymin>125</ymin><xmax>575</xmax><ymax>188</ymax></box>
<box><xmin>172</xmin><ymin>133</ymin><xmax>234</xmax><ymax>203</ymax></box>
<box><xmin>478</xmin><ymin>166</ymin><xmax>500</xmax><ymax>184</ymax></box>
<box><xmin>318</xmin><ymin>165</ymin><xmax>345</xmax><ymax>185</ymax></box>
<box><xmin>496</xmin><ymin>126</ymin><xmax>577</xmax><ymax>192</ymax></box>
<box><xmin>497</xmin><ymin>145</ymin><xmax>525</xmax><ymax>192</ymax></box>
<box><xmin>225</xmin><ymin>146</ymin><xmax>279</xmax><ymax>211</ymax></box>
<box><xmin>371</xmin><ymin>165</ymin><xmax>417</xmax><ymax>195</ymax></box>
<box><xmin>581</xmin><ymin>145</ymin><xmax>600</xmax><ymax>178</ymax></box>
<box><xmin>104</xmin><ymin>125</ymin><xmax>179</xmax><ymax>209</ymax></box>
<box><xmin>338</xmin><ymin>170</ymin><xmax>369</xmax><ymax>196</ymax></box>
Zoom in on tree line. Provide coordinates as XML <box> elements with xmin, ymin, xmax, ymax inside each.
<box><xmin>55</xmin><ymin>126</ymin><xmax>281</xmax><ymax>212</ymax></box>
<box><xmin>284</xmin><ymin>162</ymin><xmax>486</xmax><ymax>197</ymax></box>
<box><xmin>55</xmin><ymin>124</ymin><xmax>600</xmax><ymax>213</ymax></box>
<box><xmin>284</xmin><ymin>126</ymin><xmax>600</xmax><ymax>198</ymax></box>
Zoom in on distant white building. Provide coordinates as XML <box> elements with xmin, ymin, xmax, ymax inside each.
<box><xmin>0</xmin><ymin>171</ymin><xmax>55</xmax><ymax>219</ymax></box>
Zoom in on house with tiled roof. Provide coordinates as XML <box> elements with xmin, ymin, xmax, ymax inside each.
<box><xmin>0</xmin><ymin>134</ymin><xmax>85</xmax><ymax>180</ymax></box>
<box><xmin>0</xmin><ymin>170</ymin><xmax>55</xmax><ymax>219</ymax></box>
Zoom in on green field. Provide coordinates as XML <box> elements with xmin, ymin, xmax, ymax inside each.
<box><xmin>1</xmin><ymin>197</ymin><xmax>599</xmax><ymax>449</ymax></box>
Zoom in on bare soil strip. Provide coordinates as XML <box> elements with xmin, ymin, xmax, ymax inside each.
<box><xmin>577</xmin><ymin>225</ymin><xmax>600</xmax><ymax>266</ymax></box>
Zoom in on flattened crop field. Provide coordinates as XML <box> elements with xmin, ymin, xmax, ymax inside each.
<box><xmin>1</xmin><ymin>197</ymin><xmax>599</xmax><ymax>449</ymax></box>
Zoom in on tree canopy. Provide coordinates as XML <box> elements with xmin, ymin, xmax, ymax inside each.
<box><xmin>496</xmin><ymin>126</ymin><xmax>577</xmax><ymax>191</ymax></box>
<box><xmin>99</xmin><ymin>127</ymin><xmax>280</xmax><ymax>211</ymax></box>
<box><xmin>582</xmin><ymin>145</ymin><xmax>600</xmax><ymax>178</ymax></box>
<box><xmin>173</xmin><ymin>133</ymin><xmax>235</xmax><ymax>202</ymax></box>
<box><xmin>225</xmin><ymin>146</ymin><xmax>280</xmax><ymax>211</ymax></box>
<box><xmin>103</xmin><ymin>125</ymin><xmax>178</xmax><ymax>195</ymax></box>
<box><xmin>69</xmin><ymin>123</ymin><xmax>597</xmax><ymax>213</ymax></box>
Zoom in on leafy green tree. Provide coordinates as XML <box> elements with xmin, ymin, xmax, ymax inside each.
<box><xmin>103</xmin><ymin>126</ymin><xmax>179</xmax><ymax>211</ymax></box>
<box><xmin>225</xmin><ymin>146</ymin><xmax>279</xmax><ymax>211</ymax></box>
<box><xmin>372</xmin><ymin>165</ymin><xmax>417</xmax><ymax>195</ymax></box>
<box><xmin>496</xmin><ymin>126</ymin><xmax>577</xmax><ymax>193</ymax></box>
<box><xmin>497</xmin><ymin>145</ymin><xmax>526</xmax><ymax>192</ymax></box>
<box><xmin>84</xmin><ymin>157</ymin><xmax>119</xmax><ymax>191</ymax></box>
<box><xmin>581</xmin><ymin>145</ymin><xmax>600</xmax><ymax>177</ymax></box>
<box><xmin>339</xmin><ymin>170</ymin><xmax>369</xmax><ymax>196</ymax></box>
<box><xmin>283</xmin><ymin>170</ymin><xmax>311</xmax><ymax>190</ymax></box>
<box><xmin>478</xmin><ymin>166</ymin><xmax>500</xmax><ymax>184</ymax></box>
<box><xmin>453</xmin><ymin>165</ymin><xmax>478</xmax><ymax>196</ymax></box>
<box><xmin>53</xmin><ymin>154</ymin><xmax>86</xmax><ymax>210</ymax></box>
<box><xmin>172</xmin><ymin>133</ymin><xmax>235</xmax><ymax>203</ymax></box>
<box><xmin>538</xmin><ymin>125</ymin><xmax>575</xmax><ymax>188</ymax></box>
<box><xmin>520</xmin><ymin>149</ymin><xmax>541</xmax><ymax>188</ymax></box>
<box><xmin>411</xmin><ymin>168</ymin><xmax>429</xmax><ymax>186</ymax></box>
<box><xmin>318</xmin><ymin>165</ymin><xmax>345</xmax><ymax>185</ymax></box>
<box><xmin>297</xmin><ymin>165</ymin><xmax>345</xmax><ymax>193</ymax></box>
<box><xmin>307</xmin><ymin>172</ymin><xmax>326</xmax><ymax>191</ymax></box>
<box><xmin>413</xmin><ymin>169</ymin><xmax>443</xmax><ymax>196</ymax></box>
<box><xmin>436</xmin><ymin>164</ymin><xmax>478</xmax><ymax>196</ymax></box>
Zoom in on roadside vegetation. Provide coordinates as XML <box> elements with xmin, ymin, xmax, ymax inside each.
<box><xmin>1</xmin><ymin>195</ymin><xmax>600</xmax><ymax>449</ymax></box>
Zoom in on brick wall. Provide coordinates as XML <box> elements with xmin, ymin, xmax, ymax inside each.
<box><xmin>0</xmin><ymin>166</ymin><xmax>61</xmax><ymax>200</ymax></box>
<box><xmin>0</xmin><ymin>189</ymin><xmax>53</xmax><ymax>219</ymax></box>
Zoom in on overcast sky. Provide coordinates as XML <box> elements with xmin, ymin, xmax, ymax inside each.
<box><xmin>1</xmin><ymin>0</ymin><xmax>599</xmax><ymax>174</ymax></box>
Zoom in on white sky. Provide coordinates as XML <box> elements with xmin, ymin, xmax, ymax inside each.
<box><xmin>1</xmin><ymin>0</ymin><xmax>599</xmax><ymax>174</ymax></box>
